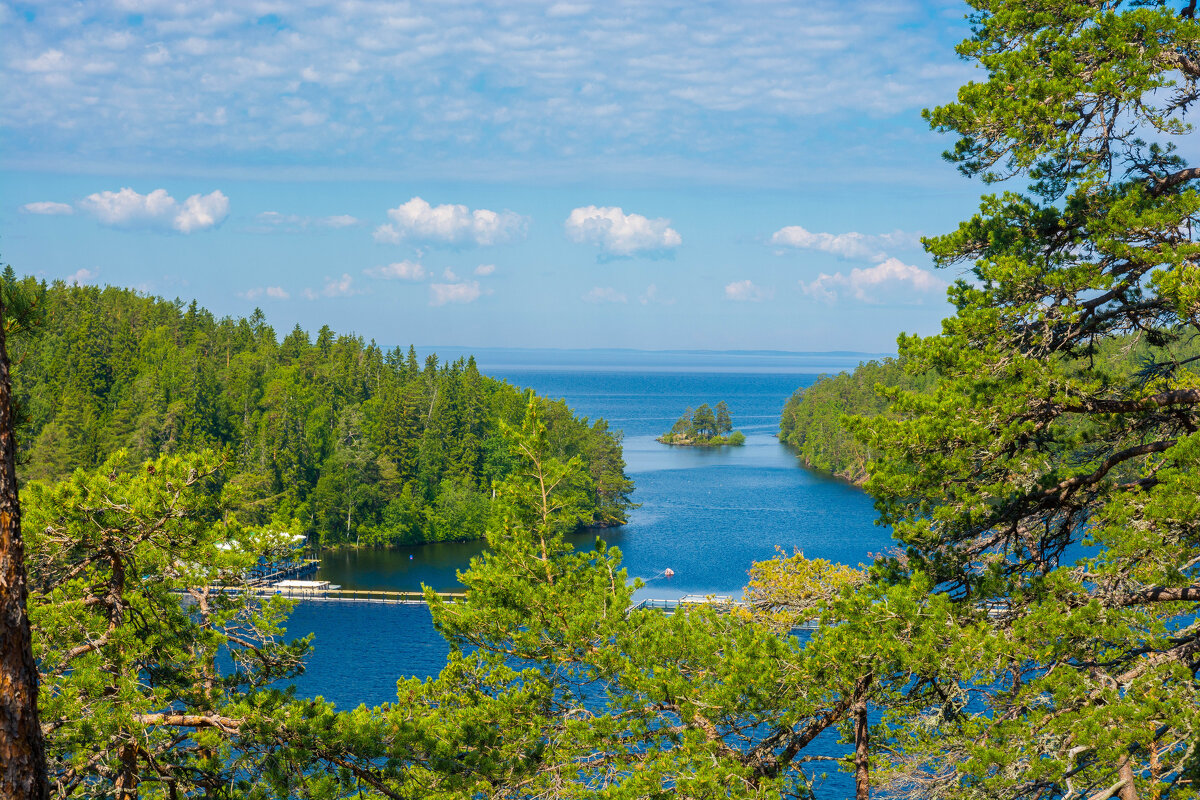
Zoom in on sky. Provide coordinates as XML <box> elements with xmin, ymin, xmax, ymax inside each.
<box><xmin>0</xmin><ymin>0</ymin><xmax>987</xmax><ymax>352</ymax></box>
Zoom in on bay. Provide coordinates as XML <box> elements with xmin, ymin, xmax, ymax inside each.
<box><xmin>293</xmin><ymin>352</ymin><xmax>894</xmax><ymax>704</ymax></box>
<box><xmin>286</xmin><ymin>352</ymin><xmax>893</xmax><ymax>798</ymax></box>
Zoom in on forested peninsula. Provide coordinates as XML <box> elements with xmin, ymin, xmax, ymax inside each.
<box><xmin>779</xmin><ymin>359</ymin><xmax>927</xmax><ymax>484</ymax></box>
<box><xmin>781</xmin><ymin>335</ymin><xmax>1200</xmax><ymax>485</ymax></box>
<box><xmin>7</xmin><ymin>274</ymin><xmax>634</xmax><ymax>548</ymax></box>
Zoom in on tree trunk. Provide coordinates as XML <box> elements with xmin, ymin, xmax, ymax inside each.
<box><xmin>114</xmin><ymin>743</ymin><xmax>139</xmax><ymax>799</ymax></box>
<box><xmin>853</xmin><ymin>700</ymin><xmax>870</xmax><ymax>800</ymax></box>
<box><xmin>1118</xmin><ymin>755</ymin><xmax>1139</xmax><ymax>800</ymax></box>
<box><xmin>0</xmin><ymin>300</ymin><xmax>49</xmax><ymax>800</ymax></box>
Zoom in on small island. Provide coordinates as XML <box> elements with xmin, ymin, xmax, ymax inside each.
<box><xmin>657</xmin><ymin>401</ymin><xmax>746</xmax><ymax>446</ymax></box>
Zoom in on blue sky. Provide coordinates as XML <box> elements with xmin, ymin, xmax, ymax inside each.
<box><xmin>1</xmin><ymin>0</ymin><xmax>985</xmax><ymax>352</ymax></box>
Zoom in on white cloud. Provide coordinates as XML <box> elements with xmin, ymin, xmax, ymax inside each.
<box><xmin>304</xmin><ymin>273</ymin><xmax>357</xmax><ymax>299</ymax></box>
<box><xmin>365</xmin><ymin>260</ymin><xmax>426</xmax><ymax>280</ymax></box>
<box><xmin>66</xmin><ymin>268</ymin><xmax>96</xmax><ymax>285</ymax></box>
<box><xmin>79</xmin><ymin>187</ymin><xmax>228</xmax><ymax>233</ymax></box>
<box><xmin>374</xmin><ymin>197</ymin><xmax>525</xmax><ymax>246</ymax></box>
<box><xmin>241</xmin><ymin>286</ymin><xmax>290</xmax><ymax>300</ymax></box>
<box><xmin>442</xmin><ymin>267</ymin><xmax>459</xmax><ymax>281</ymax></box>
<box><xmin>0</xmin><ymin>2</ymin><xmax>971</xmax><ymax>186</ymax></box>
<box><xmin>19</xmin><ymin>49</ymin><xmax>68</xmax><ymax>73</ymax></box>
<box><xmin>22</xmin><ymin>201</ymin><xmax>74</xmax><ymax>215</ymax></box>
<box><xmin>565</xmin><ymin>206</ymin><xmax>682</xmax><ymax>255</ymax></box>
<box><xmin>175</xmin><ymin>191</ymin><xmax>230</xmax><ymax>233</ymax></box>
<box><xmin>474</xmin><ymin>263</ymin><xmax>495</xmax><ymax>276</ymax></box>
<box><xmin>770</xmin><ymin>225</ymin><xmax>920</xmax><ymax>262</ymax></box>
<box><xmin>430</xmin><ymin>280</ymin><xmax>482</xmax><ymax>306</ymax></box>
<box><xmin>321</xmin><ymin>214</ymin><xmax>360</xmax><ymax>228</ymax></box>
<box><xmin>724</xmin><ymin>280</ymin><xmax>773</xmax><ymax>302</ymax></box>
<box><xmin>801</xmin><ymin>257</ymin><xmax>945</xmax><ymax>304</ymax></box>
<box><xmin>583</xmin><ymin>286</ymin><xmax>628</xmax><ymax>304</ymax></box>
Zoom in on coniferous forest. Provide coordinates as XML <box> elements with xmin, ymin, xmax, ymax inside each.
<box><xmin>5</xmin><ymin>0</ymin><xmax>1200</xmax><ymax>797</ymax></box>
<box><xmin>5</xmin><ymin>273</ymin><xmax>634</xmax><ymax>548</ymax></box>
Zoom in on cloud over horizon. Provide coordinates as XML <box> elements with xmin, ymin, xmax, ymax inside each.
<box><xmin>22</xmin><ymin>201</ymin><xmax>74</xmax><ymax>215</ymax></box>
<box><xmin>770</xmin><ymin>225</ymin><xmax>920</xmax><ymax>261</ymax></box>
<box><xmin>365</xmin><ymin>260</ymin><xmax>427</xmax><ymax>281</ymax></box>
<box><xmin>374</xmin><ymin>197</ymin><xmax>526</xmax><ymax>246</ymax></box>
<box><xmin>78</xmin><ymin>188</ymin><xmax>229</xmax><ymax>233</ymax></box>
<box><xmin>304</xmin><ymin>273</ymin><xmax>357</xmax><ymax>299</ymax></box>
<box><xmin>430</xmin><ymin>280</ymin><xmax>483</xmax><ymax>306</ymax></box>
<box><xmin>801</xmin><ymin>257</ymin><xmax>944</xmax><ymax>304</ymax></box>
<box><xmin>565</xmin><ymin>206</ymin><xmax>682</xmax><ymax>256</ymax></box>
<box><xmin>724</xmin><ymin>280</ymin><xmax>773</xmax><ymax>302</ymax></box>
<box><xmin>240</xmin><ymin>286</ymin><xmax>290</xmax><ymax>300</ymax></box>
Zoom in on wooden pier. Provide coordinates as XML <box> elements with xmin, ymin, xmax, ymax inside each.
<box><xmin>246</xmin><ymin>559</ymin><xmax>322</xmax><ymax>587</ymax></box>
<box><xmin>202</xmin><ymin>585</ymin><xmax>814</xmax><ymax>629</ymax></box>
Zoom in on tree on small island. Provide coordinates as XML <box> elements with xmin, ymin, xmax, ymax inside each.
<box><xmin>658</xmin><ymin>401</ymin><xmax>745</xmax><ymax>446</ymax></box>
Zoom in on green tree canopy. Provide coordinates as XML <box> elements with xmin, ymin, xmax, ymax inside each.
<box><xmin>3</xmin><ymin>280</ymin><xmax>634</xmax><ymax>549</ymax></box>
<box><xmin>854</xmin><ymin>1</ymin><xmax>1200</xmax><ymax>796</ymax></box>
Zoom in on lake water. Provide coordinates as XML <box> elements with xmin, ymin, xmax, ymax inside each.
<box><xmin>288</xmin><ymin>351</ymin><xmax>894</xmax><ymax>794</ymax></box>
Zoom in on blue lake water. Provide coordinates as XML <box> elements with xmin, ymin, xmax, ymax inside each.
<box><xmin>289</xmin><ymin>353</ymin><xmax>893</xmax><ymax>795</ymax></box>
<box><xmin>297</xmin><ymin>356</ymin><xmax>893</xmax><ymax>694</ymax></box>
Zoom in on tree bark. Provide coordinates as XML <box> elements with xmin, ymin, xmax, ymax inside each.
<box><xmin>1118</xmin><ymin>754</ymin><xmax>1139</xmax><ymax>800</ymax></box>
<box><xmin>0</xmin><ymin>299</ymin><xmax>48</xmax><ymax>800</ymax></box>
<box><xmin>114</xmin><ymin>743</ymin><xmax>139</xmax><ymax>800</ymax></box>
<box><xmin>853</xmin><ymin>700</ymin><xmax>870</xmax><ymax>800</ymax></box>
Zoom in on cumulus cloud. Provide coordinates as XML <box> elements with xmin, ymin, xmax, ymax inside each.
<box><xmin>430</xmin><ymin>280</ymin><xmax>482</xmax><ymax>306</ymax></box>
<box><xmin>66</xmin><ymin>268</ymin><xmax>96</xmax><ymax>285</ymax></box>
<box><xmin>304</xmin><ymin>273</ymin><xmax>357</xmax><ymax>299</ymax></box>
<box><xmin>22</xmin><ymin>201</ymin><xmax>74</xmax><ymax>215</ymax></box>
<box><xmin>770</xmin><ymin>225</ymin><xmax>919</xmax><ymax>261</ymax></box>
<box><xmin>583</xmin><ymin>286</ymin><xmax>628</xmax><ymax>304</ymax></box>
<box><xmin>724</xmin><ymin>280</ymin><xmax>773</xmax><ymax>302</ymax></box>
<box><xmin>175</xmin><ymin>191</ymin><xmax>230</xmax><ymax>233</ymax></box>
<box><xmin>801</xmin><ymin>257</ymin><xmax>944</xmax><ymax>304</ymax></box>
<box><xmin>240</xmin><ymin>286</ymin><xmax>290</xmax><ymax>300</ymax></box>
<box><xmin>565</xmin><ymin>206</ymin><xmax>682</xmax><ymax>255</ymax></box>
<box><xmin>365</xmin><ymin>260</ymin><xmax>427</xmax><ymax>280</ymax></box>
<box><xmin>78</xmin><ymin>187</ymin><xmax>228</xmax><ymax>233</ymax></box>
<box><xmin>474</xmin><ymin>263</ymin><xmax>495</xmax><ymax>276</ymax></box>
<box><xmin>374</xmin><ymin>197</ymin><xmax>525</xmax><ymax>246</ymax></box>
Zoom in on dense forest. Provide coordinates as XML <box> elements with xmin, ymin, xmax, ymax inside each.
<box><xmin>7</xmin><ymin>0</ymin><xmax>1200</xmax><ymax>795</ymax></box>
<box><xmin>779</xmin><ymin>359</ymin><xmax>929</xmax><ymax>483</ymax></box>
<box><xmin>781</xmin><ymin>336</ymin><xmax>1200</xmax><ymax>485</ymax></box>
<box><xmin>5</xmin><ymin>272</ymin><xmax>633</xmax><ymax>548</ymax></box>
